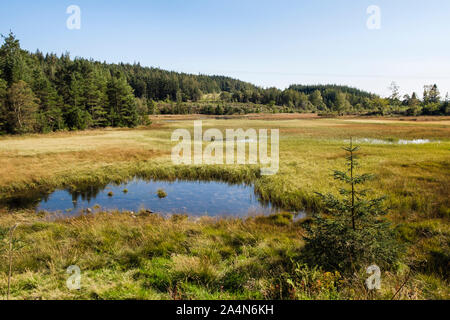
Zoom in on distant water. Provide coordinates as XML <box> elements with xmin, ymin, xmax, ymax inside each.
<box><xmin>355</xmin><ymin>138</ymin><xmax>439</xmax><ymax>145</ymax></box>
<box><xmin>9</xmin><ymin>179</ymin><xmax>285</xmax><ymax>217</ymax></box>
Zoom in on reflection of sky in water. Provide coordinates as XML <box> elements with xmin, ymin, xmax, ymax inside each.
<box><xmin>37</xmin><ymin>180</ymin><xmax>281</xmax><ymax>217</ymax></box>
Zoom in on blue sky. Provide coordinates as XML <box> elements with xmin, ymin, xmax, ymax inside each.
<box><xmin>1</xmin><ymin>0</ymin><xmax>449</xmax><ymax>96</ymax></box>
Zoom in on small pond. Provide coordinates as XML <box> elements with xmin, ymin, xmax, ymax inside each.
<box><xmin>2</xmin><ymin>179</ymin><xmax>295</xmax><ymax>218</ymax></box>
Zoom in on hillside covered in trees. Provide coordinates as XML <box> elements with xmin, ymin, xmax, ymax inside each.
<box><xmin>0</xmin><ymin>33</ymin><xmax>448</xmax><ymax>134</ymax></box>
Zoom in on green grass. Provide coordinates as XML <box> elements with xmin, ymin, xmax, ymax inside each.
<box><xmin>1</xmin><ymin>211</ymin><xmax>447</xmax><ymax>300</ymax></box>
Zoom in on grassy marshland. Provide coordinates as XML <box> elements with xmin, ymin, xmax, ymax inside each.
<box><xmin>0</xmin><ymin>115</ymin><xmax>449</xmax><ymax>299</ymax></box>
<box><xmin>1</xmin><ymin>210</ymin><xmax>448</xmax><ymax>300</ymax></box>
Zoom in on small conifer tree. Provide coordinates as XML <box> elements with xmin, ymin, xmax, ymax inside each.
<box><xmin>303</xmin><ymin>139</ymin><xmax>402</xmax><ymax>273</ymax></box>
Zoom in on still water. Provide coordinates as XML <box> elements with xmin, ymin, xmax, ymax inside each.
<box><xmin>18</xmin><ymin>179</ymin><xmax>282</xmax><ymax>217</ymax></box>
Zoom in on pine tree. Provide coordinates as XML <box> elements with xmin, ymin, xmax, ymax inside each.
<box><xmin>84</xmin><ymin>70</ymin><xmax>108</xmax><ymax>127</ymax></box>
<box><xmin>106</xmin><ymin>76</ymin><xmax>138</xmax><ymax>127</ymax></box>
<box><xmin>423</xmin><ymin>84</ymin><xmax>440</xmax><ymax>104</ymax></box>
<box><xmin>63</xmin><ymin>75</ymin><xmax>87</xmax><ymax>130</ymax></box>
<box><xmin>303</xmin><ymin>139</ymin><xmax>402</xmax><ymax>273</ymax></box>
<box><xmin>406</xmin><ymin>92</ymin><xmax>421</xmax><ymax>116</ymax></box>
<box><xmin>0</xmin><ymin>79</ymin><xmax>8</xmax><ymax>133</ymax></box>
<box><xmin>7</xmin><ymin>80</ymin><xmax>39</xmax><ymax>133</ymax></box>
<box><xmin>0</xmin><ymin>32</ymin><xmax>26</xmax><ymax>86</ymax></box>
<box><xmin>31</xmin><ymin>68</ymin><xmax>64</xmax><ymax>132</ymax></box>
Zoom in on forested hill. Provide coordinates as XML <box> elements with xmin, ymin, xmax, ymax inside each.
<box><xmin>0</xmin><ymin>33</ymin><xmax>258</xmax><ymax>133</ymax></box>
<box><xmin>104</xmin><ymin>64</ymin><xmax>259</xmax><ymax>102</ymax></box>
<box><xmin>0</xmin><ymin>33</ymin><xmax>448</xmax><ymax>134</ymax></box>
<box><xmin>289</xmin><ymin>84</ymin><xmax>375</xmax><ymax>98</ymax></box>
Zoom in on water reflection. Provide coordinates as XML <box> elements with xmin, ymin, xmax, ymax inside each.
<box><xmin>1</xmin><ymin>179</ymin><xmax>292</xmax><ymax>218</ymax></box>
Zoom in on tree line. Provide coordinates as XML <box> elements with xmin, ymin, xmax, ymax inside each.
<box><xmin>157</xmin><ymin>81</ymin><xmax>449</xmax><ymax>117</ymax></box>
<box><xmin>1</xmin><ymin>33</ymin><xmax>448</xmax><ymax>134</ymax></box>
<box><xmin>0</xmin><ymin>33</ymin><xmax>144</xmax><ymax>134</ymax></box>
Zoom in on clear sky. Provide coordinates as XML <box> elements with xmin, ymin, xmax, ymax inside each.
<box><xmin>1</xmin><ymin>0</ymin><xmax>449</xmax><ymax>97</ymax></box>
